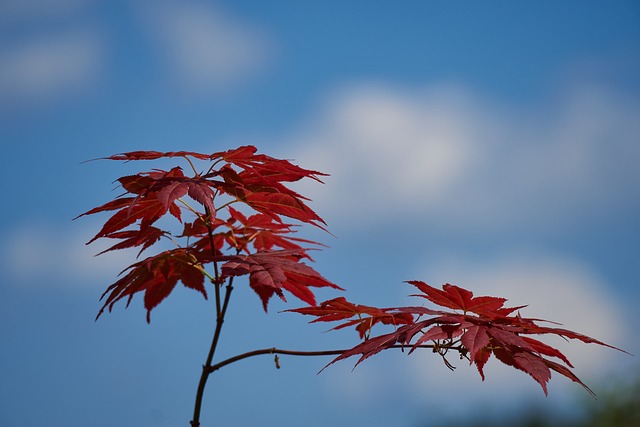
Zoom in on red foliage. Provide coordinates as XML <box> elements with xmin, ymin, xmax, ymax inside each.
<box><xmin>293</xmin><ymin>281</ymin><xmax>626</xmax><ymax>396</ymax></box>
<box><xmin>97</xmin><ymin>248</ymin><xmax>206</xmax><ymax>323</ymax></box>
<box><xmin>79</xmin><ymin>145</ymin><xmax>625</xmax><ymax>398</ymax></box>
<box><xmin>217</xmin><ymin>250</ymin><xmax>342</xmax><ymax>310</ymax></box>
<box><xmin>77</xmin><ymin>146</ymin><xmax>331</xmax><ymax>321</ymax></box>
<box><xmin>288</xmin><ymin>297</ymin><xmax>414</xmax><ymax>340</ymax></box>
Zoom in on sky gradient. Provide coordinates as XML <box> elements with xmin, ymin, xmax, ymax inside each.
<box><xmin>1</xmin><ymin>1</ymin><xmax>639</xmax><ymax>427</ymax></box>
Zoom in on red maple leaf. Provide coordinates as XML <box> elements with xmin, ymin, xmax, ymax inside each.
<box><xmin>218</xmin><ymin>250</ymin><xmax>342</xmax><ymax>310</ymax></box>
<box><xmin>287</xmin><ymin>297</ymin><xmax>414</xmax><ymax>339</ymax></box>
<box><xmin>117</xmin><ymin>167</ymin><xmax>217</xmax><ymax>217</ymax></box>
<box><xmin>212</xmin><ymin>145</ymin><xmax>326</xmax><ymax>183</ymax></box>
<box><xmin>215</xmin><ymin>158</ymin><xmax>327</xmax><ymax>229</ymax></box>
<box><xmin>407</xmin><ymin>280</ymin><xmax>520</xmax><ymax>317</ymax></box>
<box><xmin>75</xmin><ymin>169</ymin><xmax>189</xmax><ymax>244</ymax></box>
<box><xmin>95</xmin><ymin>226</ymin><xmax>166</xmax><ymax>257</ymax></box>
<box><xmin>225</xmin><ymin>206</ymin><xmax>322</xmax><ymax>255</ymax></box>
<box><xmin>104</xmin><ymin>150</ymin><xmax>212</xmax><ymax>161</ymax></box>
<box><xmin>79</xmin><ymin>197</ymin><xmax>181</xmax><ymax>244</ymax></box>
<box><xmin>97</xmin><ymin>248</ymin><xmax>207</xmax><ymax>323</ymax></box>
<box><xmin>460</xmin><ymin>324</ymin><xmax>490</xmax><ymax>362</ymax></box>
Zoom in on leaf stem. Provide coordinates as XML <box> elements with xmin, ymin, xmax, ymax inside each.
<box><xmin>214</xmin><ymin>199</ymin><xmax>238</xmax><ymax>213</ymax></box>
<box><xmin>183</xmin><ymin>155</ymin><xmax>199</xmax><ymax>176</ymax></box>
<box><xmin>177</xmin><ymin>198</ymin><xmax>201</xmax><ymax>217</ymax></box>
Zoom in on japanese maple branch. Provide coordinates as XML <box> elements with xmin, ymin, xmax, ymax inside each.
<box><xmin>207</xmin><ymin>343</ymin><xmax>464</xmax><ymax>374</ymax></box>
<box><xmin>203</xmin><ymin>206</ymin><xmax>222</xmax><ymax>317</ymax></box>
<box><xmin>191</xmin><ymin>277</ymin><xmax>234</xmax><ymax>427</ymax></box>
<box><xmin>206</xmin><ymin>278</ymin><xmax>235</xmax><ymax>369</ymax></box>
<box><xmin>192</xmin><ymin>200</ymin><xmax>257</xmax><ymax>427</ymax></box>
<box><xmin>209</xmin><ymin>348</ymin><xmax>344</xmax><ymax>373</ymax></box>
<box><xmin>191</xmin><ymin>209</ymin><xmax>235</xmax><ymax>427</ymax></box>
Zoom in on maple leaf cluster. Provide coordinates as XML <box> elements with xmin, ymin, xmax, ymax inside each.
<box><xmin>290</xmin><ymin>281</ymin><xmax>626</xmax><ymax>396</ymax></box>
<box><xmin>76</xmin><ymin>146</ymin><xmax>340</xmax><ymax>322</ymax></box>
<box><xmin>78</xmin><ymin>145</ymin><xmax>625</xmax><ymax>403</ymax></box>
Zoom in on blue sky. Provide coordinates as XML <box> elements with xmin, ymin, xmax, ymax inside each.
<box><xmin>1</xmin><ymin>1</ymin><xmax>639</xmax><ymax>426</ymax></box>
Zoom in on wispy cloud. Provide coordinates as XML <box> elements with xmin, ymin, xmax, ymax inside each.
<box><xmin>284</xmin><ymin>82</ymin><xmax>640</xmax><ymax>235</ymax></box>
<box><xmin>0</xmin><ymin>31</ymin><xmax>104</xmax><ymax>106</ymax></box>
<box><xmin>139</xmin><ymin>0</ymin><xmax>273</xmax><ymax>95</ymax></box>
<box><xmin>1</xmin><ymin>221</ymin><xmax>137</xmax><ymax>289</ymax></box>
<box><xmin>0</xmin><ymin>0</ymin><xmax>104</xmax><ymax>108</ymax></box>
<box><xmin>0</xmin><ymin>0</ymin><xmax>91</xmax><ymax>22</ymax></box>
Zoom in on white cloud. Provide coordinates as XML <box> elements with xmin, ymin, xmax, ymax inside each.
<box><xmin>140</xmin><ymin>1</ymin><xmax>273</xmax><ymax>95</ymax></box>
<box><xmin>1</xmin><ymin>221</ymin><xmax>138</xmax><ymax>289</ymax></box>
<box><xmin>0</xmin><ymin>0</ymin><xmax>104</xmax><ymax>107</ymax></box>
<box><xmin>0</xmin><ymin>0</ymin><xmax>90</xmax><ymax>23</ymax></box>
<box><xmin>284</xmin><ymin>82</ymin><xmax>640</xmax><ymax>234</ymax></box>
<box><xmin>0</xmin><ymin>31</ymin><xmax>104</xmax><ymax>105</ymax></box>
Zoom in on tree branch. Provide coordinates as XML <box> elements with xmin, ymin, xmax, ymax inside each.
<box><xmin>207</xmin><ymin>343</ymin><xmax>465</xmax><ymax>374</ymax></box>
<box><xmin>190</xmin><ymin>279</ymin><xmax>234</xmax><ymax>427</ymax></box>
